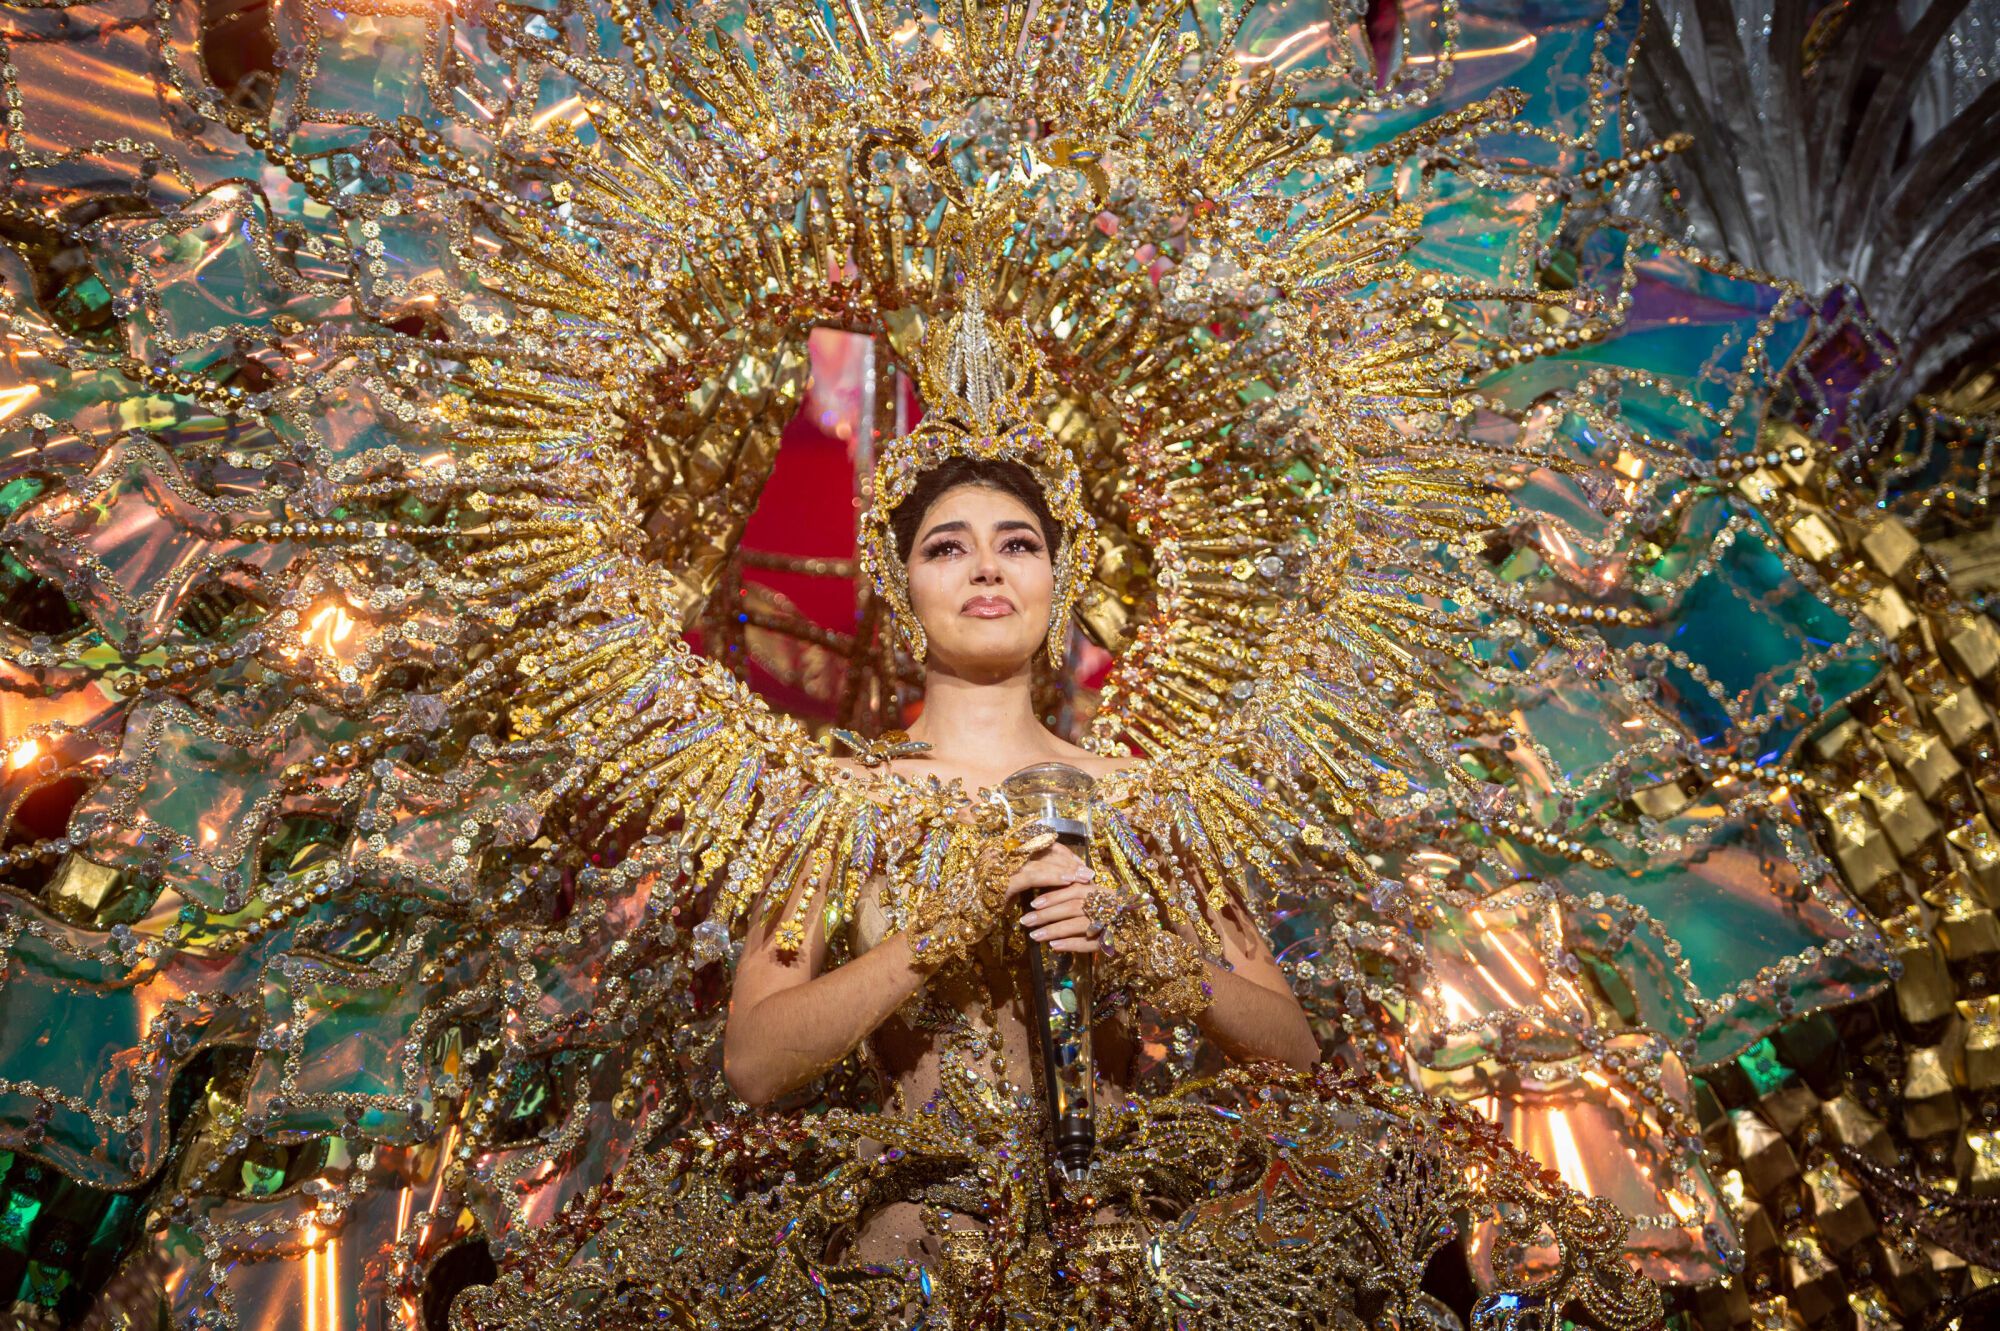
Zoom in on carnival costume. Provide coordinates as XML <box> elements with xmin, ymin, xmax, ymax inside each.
<box><xmin>2</xmin><ymin>1</ymin><xmax>1996</xmax><ymax>1330</ymax></box>
<box><xmin>443</xmin><ymin>241</ymin><xmax>1678</xmax><ymax>1327</ymax></box>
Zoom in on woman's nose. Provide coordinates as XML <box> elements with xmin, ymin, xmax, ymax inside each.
<box><xmin>971</xmin><ymin>548</ymin><xmax>1003</xmax><ymax>583</ymax></box>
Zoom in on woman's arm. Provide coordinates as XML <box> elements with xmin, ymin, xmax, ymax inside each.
<box><xmin>1188</xmin><ymin>899</ymin><xmax>1320</xmax><ymax>1070</ymax></box>
<box><xmin>723</xmin><ymin>845</ymin><xmax>1089</xmax><ymax>1107</ymax></box>
<box><xmin>1020</xmin><ymin>887</ymin><xmax>1320</xmax><ymax>1072</ymax></box>
<box><xmin>721</xmin><ymin>897</ymin><xmax>928</xmax><ymax>1108</ymax></box>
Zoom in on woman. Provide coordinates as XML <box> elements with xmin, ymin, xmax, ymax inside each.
<box><xmin>452</xmin><ymin>309</ymin><xmax>1660</xmax><ymax>1331</ymax></box>
<box><xmin>722</xmin><ymin>455</ymin><xmax>1322</xmax><ymax>1263</ymax></box>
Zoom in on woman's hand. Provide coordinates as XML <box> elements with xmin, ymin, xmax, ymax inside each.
<box><xmin>1015</xmin><ymin>844</ymin><xmax>1104</xmax><ymax>953</ymax></box>
<box><xmin>902</xmin><ymin>822</ymin><xmax>1072</xmax><ymax>969</ymax></box>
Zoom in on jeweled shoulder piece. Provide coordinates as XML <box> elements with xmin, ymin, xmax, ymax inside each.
<box><xmin>830</xmin><ymin>727</ymin><xmax>931</xmax><ymax>769</ymax></box>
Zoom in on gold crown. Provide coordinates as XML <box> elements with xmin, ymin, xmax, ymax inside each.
<box><xmin>859</xmin><ymin>278</ymin><xmax>1095</xmax><ymax>668</ymax></box>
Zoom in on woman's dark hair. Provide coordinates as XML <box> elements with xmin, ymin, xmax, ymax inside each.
<box><xmin>889</xmin><ymin>457</ymin><xmax>1063</xmax><ymax>564</ymax></box>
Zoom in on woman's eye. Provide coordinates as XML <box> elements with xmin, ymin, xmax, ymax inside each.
<box><xmin>920</xmin><ymin>537</ymin><xmax>1039</xmax><ymax>558</ymax></box>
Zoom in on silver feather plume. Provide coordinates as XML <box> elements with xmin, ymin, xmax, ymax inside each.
<box><xmin>1629</xmin><ymin>0</ymin><xmax>2000</xmax><ymax>424</ymax></box>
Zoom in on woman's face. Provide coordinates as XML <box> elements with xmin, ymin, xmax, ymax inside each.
<box><xmin>904</xmin><ymin>483</ymin><xmax>1054</xmax><ymax>676</ymax></box>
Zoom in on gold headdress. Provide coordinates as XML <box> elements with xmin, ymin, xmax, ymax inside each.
<box><xmin>859</xmin><ymin>271</ymin><xmax>1095</xmax><ymax>668</ymax></box>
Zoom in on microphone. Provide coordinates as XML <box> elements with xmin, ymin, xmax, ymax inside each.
<box><xmin>998</xmin><ymin>762</ymin><xmax>1097</xmax><ymax>1184</ymax></box>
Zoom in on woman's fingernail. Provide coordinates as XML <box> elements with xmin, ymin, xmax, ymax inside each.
<box><xmin>1031</xmin><ymin>896</ymin><xmax>1051</xmax><ymax>909</ymax></box>
<box><xmin>1019</xmin><ymin>912</ymin><xmax>1039</xmax><ymax>926</ymax></box>
<box><xmin>1031</xmin><ymin>927</ymin><xmax>1052</xmax><ymax>941</ymax></box>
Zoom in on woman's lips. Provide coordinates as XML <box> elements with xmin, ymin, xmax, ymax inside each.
<box><xmin>961</xmin><ymin>596</ymin><xmax>1015</xmax><ymax>618</ymax></box>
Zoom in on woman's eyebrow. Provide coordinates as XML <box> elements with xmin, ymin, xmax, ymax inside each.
<box><xmin>918</xmin><ymin>517</ymin><xmax>1042</xmax><ymax>542</ymax></box>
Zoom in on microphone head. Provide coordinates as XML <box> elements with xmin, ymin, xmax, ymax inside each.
<box><xmin>998</xmin><ymin>762</ymin><xmax>1096</xmax><ymax>840</ymax></box>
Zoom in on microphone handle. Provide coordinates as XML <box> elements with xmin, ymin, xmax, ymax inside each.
<box><xmin>1026</xmin><ymin>829</ymin><xmax>1095</xmax><ymax>1183</ymax></box>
